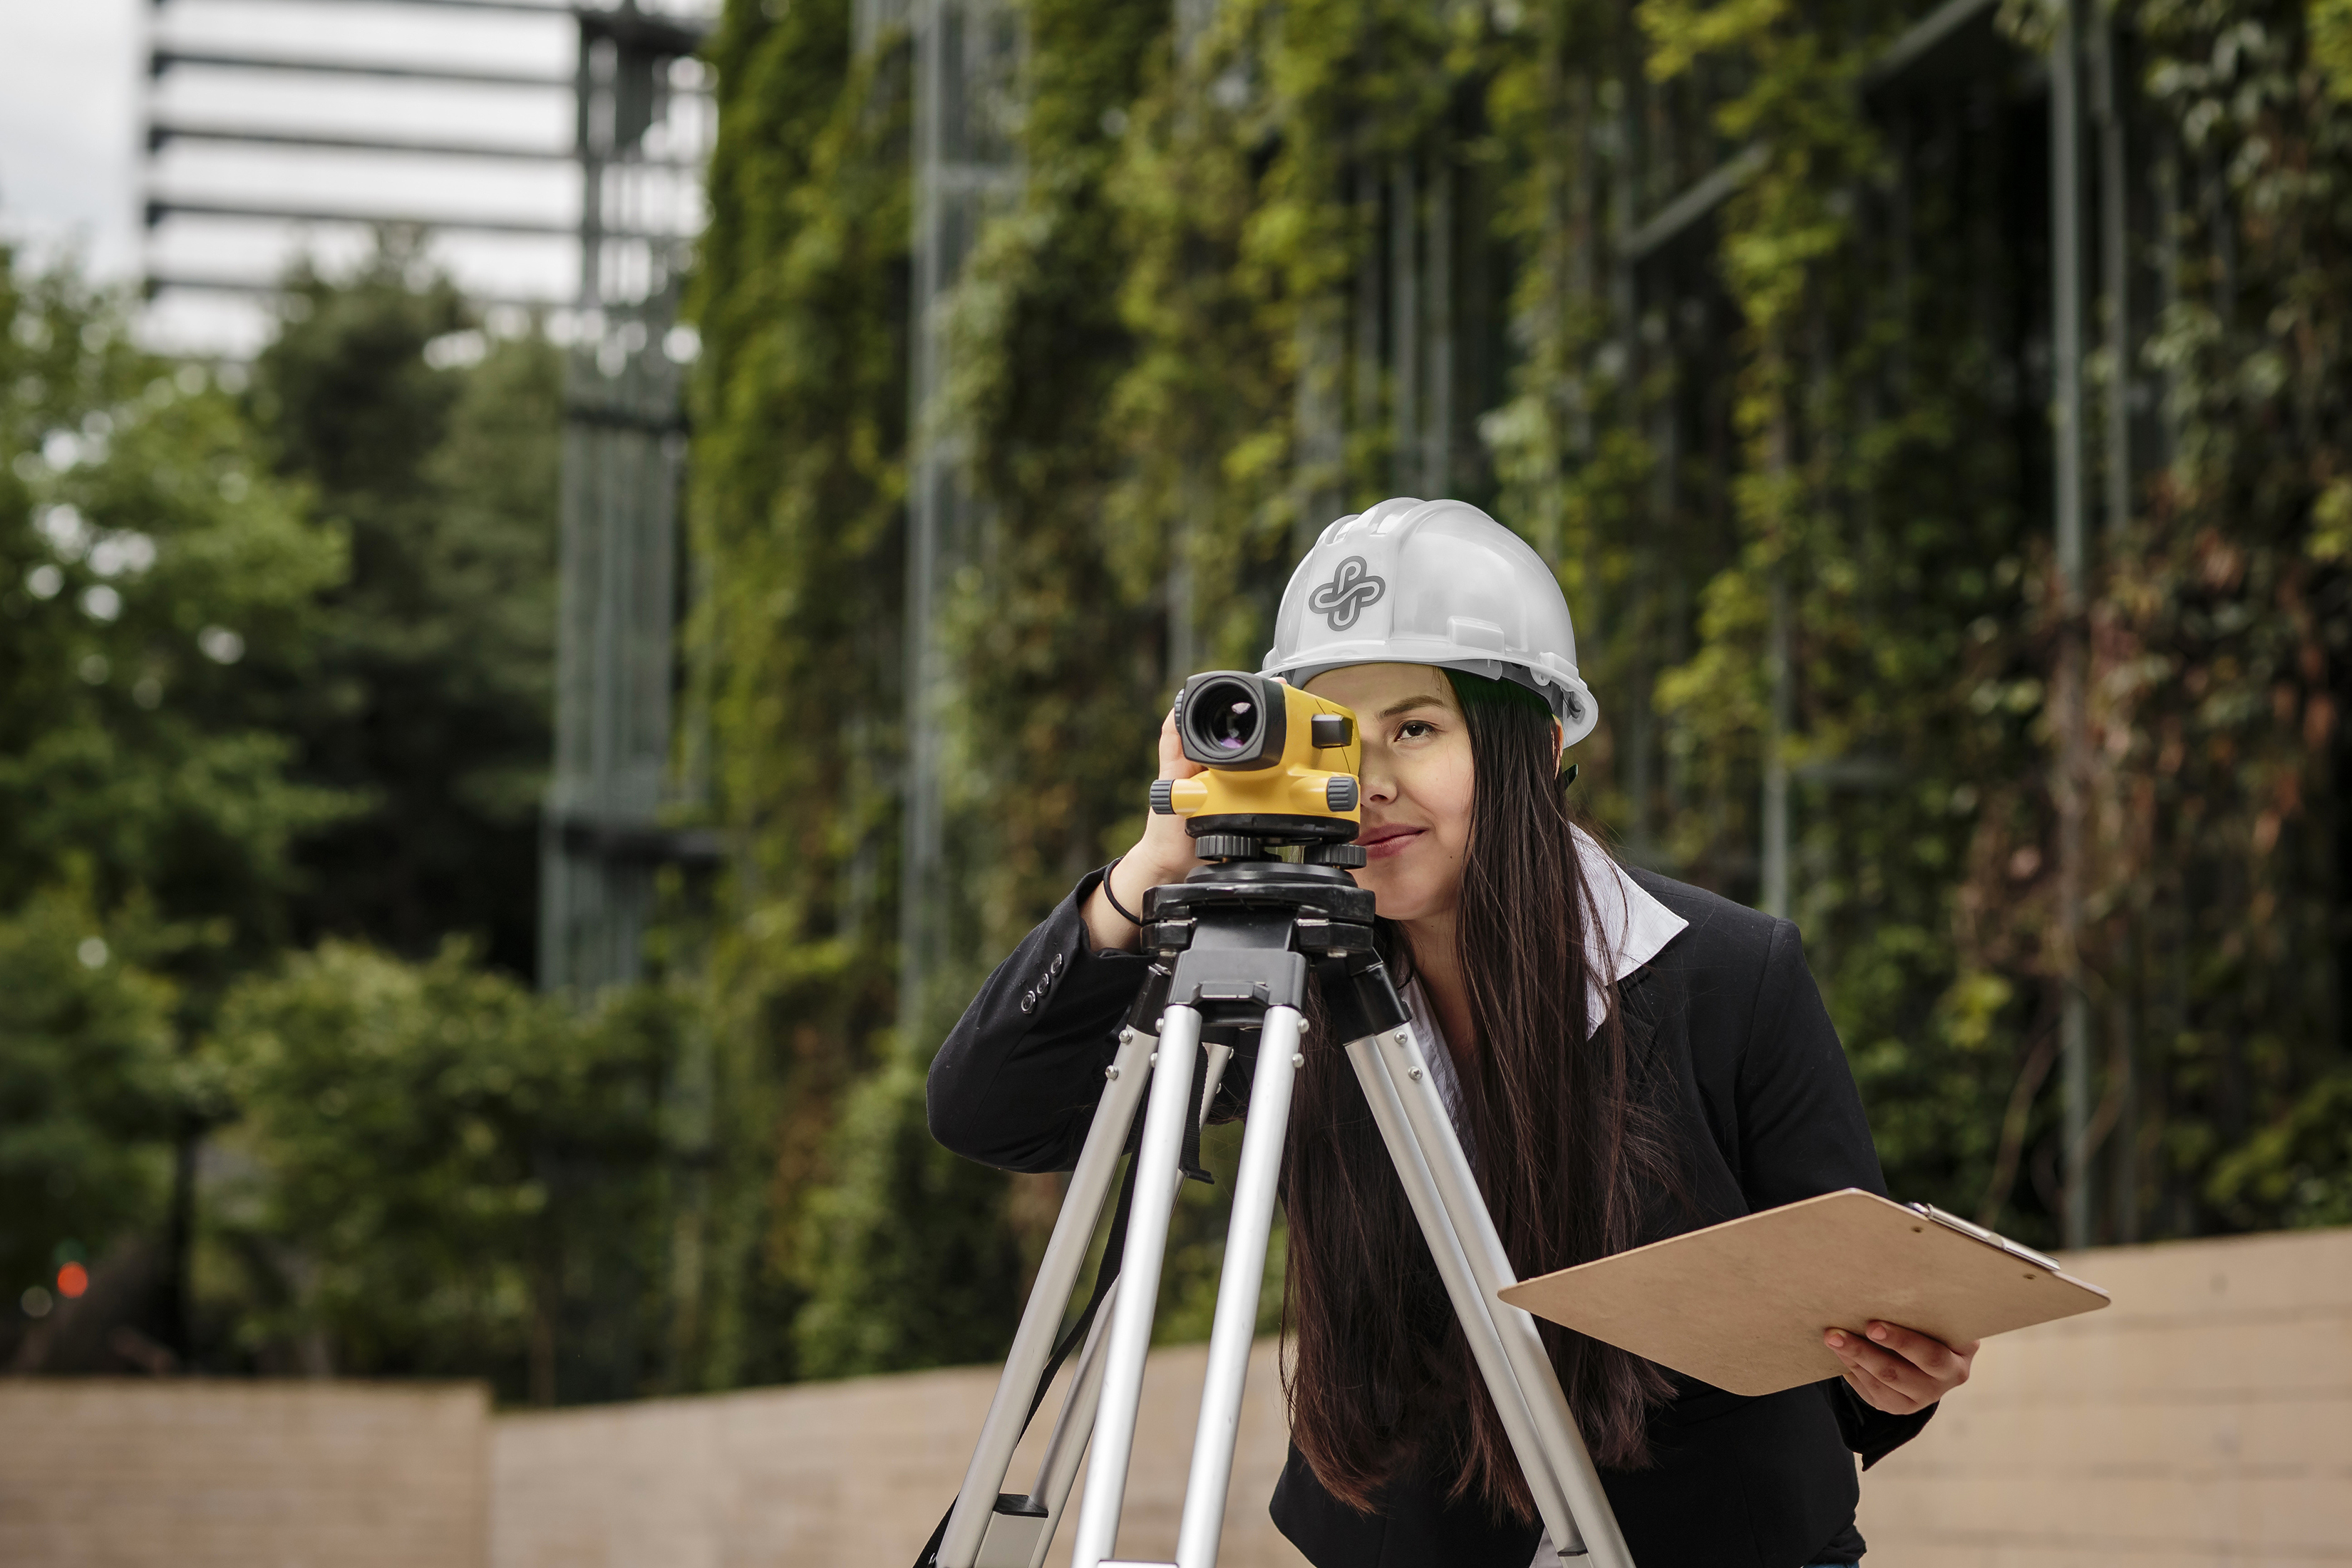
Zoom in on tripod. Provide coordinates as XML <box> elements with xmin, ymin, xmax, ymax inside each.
<box><xmin>928</xmin><ymin>848</ymin><xmax>1637</xmax><ymax>1568</ymax></box>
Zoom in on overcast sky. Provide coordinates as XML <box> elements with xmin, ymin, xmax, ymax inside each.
<box><xmin>0</xmin><ymin>0</ymin><xmax>711</xmax><ymax>359</ymax></box>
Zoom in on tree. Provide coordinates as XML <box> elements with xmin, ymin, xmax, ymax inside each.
<box><xmin>211</xmin><ymin>939</ymin><xmax>689</xmax><ymax>1403</ymax></box>
<box><xmin>248</xmin><ymin>239</ymin><xmax>562</xmax><ymax>978</ymax></box>
<box><xmin>1</xmin><ymin>245</ymin><xmax>350</xmax><ymax>1357</ymax></box>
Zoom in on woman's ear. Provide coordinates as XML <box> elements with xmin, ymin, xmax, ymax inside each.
<box><xmin>1551</xmin><ymin>718</ymin><xmax>1564</xmax><ymax>765</ymax></box>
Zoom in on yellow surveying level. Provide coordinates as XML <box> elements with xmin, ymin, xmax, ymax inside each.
<box><xmin>1151</xmin><ymin>671</ymin><xmax>1362</xmax><ymax>851</ymax></box>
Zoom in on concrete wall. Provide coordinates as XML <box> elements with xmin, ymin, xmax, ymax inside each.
<box><xmin>492</xmin><ymin>1225</ymin><xmax>2352</xmax><ymax>1568</ymax></box>
<box><xmin>1853</xmin><ymin>1226</ymin><xmax>2352</xmax><ymax>1566</ymax></box>
<box><xmin>488</xmin><ymin>1337</ymin><xmax>1309</xmax><ymax>1568</ymax></box>
<box><xmin>0</xmin><ymin>1379</ymin><xmax>488</xmax><ymax>1568</ymax></box>
<box><xmin>6</xmin><ymin>1226</ymin><xmax>2348</xmax><ymax>1567</ymax></box>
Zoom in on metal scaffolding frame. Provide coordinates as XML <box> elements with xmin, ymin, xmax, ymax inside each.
<box><xmin>884</xmin><ymin>0</ymin><xmax>1025</xmax><ymax>1040</ymax></box>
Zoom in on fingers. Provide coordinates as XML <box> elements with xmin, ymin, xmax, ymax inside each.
<box><xmin>1822</xmin><ymin>1321</ymin><xmax>1975</xmax><ymax>1415</ymax></box>
<box><xmin>1861</xmin><ymin>1320</ymin><xmax>1962</xmax><ymax>1378</ymax></box>
<box><xmin>1824</xmin><ymin>1329</ymin><xmax>1920</xmax><ymax>1413</ymax></box>
<box><xmin>1159</xmin><ymin>701</ymin><xmax>1202</xmax><ymax>778</ymax></box>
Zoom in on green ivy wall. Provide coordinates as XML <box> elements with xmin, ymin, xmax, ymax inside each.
<box><xmin>688</xmin><ymin>0</ymin><xmax>2352</xmax><ymax>1378</ymax></box>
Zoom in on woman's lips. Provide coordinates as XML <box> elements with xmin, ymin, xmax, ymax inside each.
<box><xmin>1357</xmin><ymin>825</ymin><xmax>1424</xmax><ymax>862</ymax></box>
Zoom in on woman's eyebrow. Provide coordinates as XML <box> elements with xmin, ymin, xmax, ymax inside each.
<box><xmin>1378</xmin><ymin>694</ymin><xmax>1450</xmax><ymax>719</ymax></box>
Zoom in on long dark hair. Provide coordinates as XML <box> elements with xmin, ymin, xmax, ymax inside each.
<box><xmin>1281</xmin><ymin>670</ymin><xmax>1682</xmax><ymax>1520</ymax></box>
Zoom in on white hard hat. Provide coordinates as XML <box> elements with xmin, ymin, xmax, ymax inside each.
<box><xmin>1259</xmin><ymin>497</ymin><xmax>1599</xmax><ymax>748</ymax></box>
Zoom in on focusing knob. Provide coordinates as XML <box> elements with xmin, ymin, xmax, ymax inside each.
<box><xmin>1149</xmin><ymin>779</ymin><xmax>1176</xmax><ymax>814</ymax></box>
<box><xmin>1194</xmin><ymin>835</ymin><xmax>1261</xmax><ymax>860</ymax></box>
<box><xmin>1326</xmin><ymin>776</ymin><xmax>1359</xmax><ymax>812</ymax></box>
<box><xmin>1305</xmin><ymin>843</ymin><xmax>1368</xmax><ymax>868</ymax></box>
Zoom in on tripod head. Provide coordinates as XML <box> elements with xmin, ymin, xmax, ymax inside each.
<box><xmin>1149</xmin><ymin>670</ymin><xmax>1368</xmax><ymax>867</ymax></box>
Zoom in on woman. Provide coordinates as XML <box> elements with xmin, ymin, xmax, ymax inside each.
<box><xmin>927</xmin><ymin>499</ymin><xmax>1971</xmax><ymax>1567</ymax></box>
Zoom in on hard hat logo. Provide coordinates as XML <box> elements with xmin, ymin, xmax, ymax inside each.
<box><xmin>1308</xmin><ymin>556</ymin><xmax>1386</xmax><ymax>630</ymax></box>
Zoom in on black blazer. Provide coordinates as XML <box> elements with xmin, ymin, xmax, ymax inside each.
<box><xmin>927</xmin><ymin>864</ymin><xmax>1934</xmax><ymax>1568</ymax></box>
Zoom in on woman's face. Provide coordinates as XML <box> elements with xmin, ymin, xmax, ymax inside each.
<box><xmin>1302</xmin><ymin>662</ymin><xmax>1474</xmax><ymax>924</ymax></box>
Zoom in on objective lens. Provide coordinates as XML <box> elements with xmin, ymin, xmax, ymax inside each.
<box><xmin>1188</xmin><ymin>679</ymin><xmax>1262</xmax><ymax>755</ymax></box>
<box><xmin>1207</xmin><ymin>701</ymin><xmax>1254</xmax><ymax>750</ymax></box>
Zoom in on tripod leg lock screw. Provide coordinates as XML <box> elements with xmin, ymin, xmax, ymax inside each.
<box><xmin>1105</xmin><ymin>1065</ymin><xmax>1121</xmax><ymax>1079</ymax></box>
<box><xmin>1291</xmin><ymin>1054</ymin><xmax>1304</xmax><ymax>1068</ymax></box>
<box><xmin>1409</xmin><ymin>1067</ymin><xmax>1423</xmax><ymax>1080</ymax></box>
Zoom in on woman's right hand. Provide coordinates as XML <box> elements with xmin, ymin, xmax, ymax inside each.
<box><xmin>1081</xmin><ymin>703</ymin><xmax>1207</xmax><ymax>951</ymax></box>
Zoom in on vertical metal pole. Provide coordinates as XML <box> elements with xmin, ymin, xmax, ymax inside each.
<box><xmin>1294</xmin><ymin>299</ymin><xmax>1345</xmax><ymax>554</ymax></box>
<box><xmin>2094</xmin><ymin>11</ymin><xmax>2131</xmax><ymax>540</ymax></box>
<box><xmin>1173</xmin><ymin>1010</ymin><xmax>1303</xmax><ymax>1568</ymax></box>
<box><xmin>2051</xmin><ymin>0</ymin><xmax>2095</xmax><ymax>1252</ymax></box>
<box><xmin>1425</xmin><ymin>155</ymin><xmax>1454</xmax><ymax>497</ymax></box>
<box><xmin>1070</xmin><ymin>1011</ymin><xmax>1205</xmax><ymax>1568</ymax></box>
<box><xmin>1352</xmin><ymin>163</ymin><xmax>1384</xmax><ymax>457</ymax></box>
<box><xmin>902</xmin><ymin>0</ymin><xmax>950</xmax><ymax>1038</ymax></box>
<box><xmin>2094</xmin><ymin>0</ymin><xmax>2140</xmax><ymax>1244</ymax></box>
<box><xmin>1760</xmin><ymin>564</ymin><xmax>1792</xmax><ymax>920</ymax></box>
<box><xmin>1390</xmin><ymin>158</ymin><xmax>1420</xmax><ymax>496</ymax></box>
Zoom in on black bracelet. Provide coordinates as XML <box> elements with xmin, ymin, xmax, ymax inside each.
<box><xmin>1100</xmin><ymin>857</ymin><xmax>1146</xmax><ymax>927</ymax></box>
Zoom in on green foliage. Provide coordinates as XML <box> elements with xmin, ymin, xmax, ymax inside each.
<box><xmin>0</xmin><ymin>242</ymin><xmax>615</xmax><ymax>1386</ymax></box>
<box><xmin>790</xmin><ymin>1057</ymin><xmax>1031</xmax><ymax>1375</ymax></box>
<box><xmin>2208</xmin><ymin>1071</ymin><xmax>2352</xmax><ymax>1227</ymax></box>
<box><xmin>688</xmin><ymin>0</ymin><xmax>919</xmax><ymax>1383</ymax></box>
<box><xmin>691</xmin><ymin>0</ymin><xmax>2352</xmax><ymax>1378</ymax></box>
<box><xmin>249</xmin><ymin>244</ymin><xmax>562</xmax><ymax>975</ymax></box>
<box><xmin>211</xmin><ymin>939</ymin><xmax>692</xmax><ymax>1401</ymax></box>
<box><xmin>2</xmin><ymin>254</ymin><xmax>354</xmax><ymax>977</ymax></box>
<box><xmin>0</xmin><ymin>884</ymin><xmax>180</xmax><ymax>1302</ymax></box>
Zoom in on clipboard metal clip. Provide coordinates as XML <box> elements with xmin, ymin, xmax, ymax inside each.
<box><xmin>1907</xmin><ymin>1202</ymin><xmax>2064</xmax><ymax>1273</ymax></box>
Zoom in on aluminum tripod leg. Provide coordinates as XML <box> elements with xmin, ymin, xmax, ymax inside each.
<box><xmin>944</xmin><ymin>1026</ymin><xmax>1235</xmax><ymax>1568</ymax></box>
<box><xmin>1355</xmin><ymin>1027</ymin><xmax>1636</xmax><ymax>1568</ymax></box>
<box><xmin>939</xmin><ymin>1025</ymin><xmax>1157</xmax><ymax>1568</ymax></box>
<box><xmin>1345</xmin><ymin>1032</ymin><xmax>1588</xmax><ymax>1559</ymax></box>
<box><xmin>1172</xmin><ymin>1006</ymin><xmax>1302</xmax><ymax>1567</ymax></box>
<box><xmin>1068</xmin><ymin>1004</ymin><xmax>1208</xmax><ymax>1567</ymax></box>
<box><xmin>1014</xmin><ymin>1276</ymin><xmax>1118</xmax><ymax>1568</ymax></box>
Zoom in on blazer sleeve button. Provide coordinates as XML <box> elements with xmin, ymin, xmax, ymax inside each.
<box><xmin>1021</xmin><ymin>990</ymin><xmax>1038</xmax><ymax>1013</ymax></box>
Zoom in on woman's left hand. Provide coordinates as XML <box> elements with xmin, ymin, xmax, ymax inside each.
<box><xmin>1822</xmin><ymin>1321</ymin><xmax>1977</xmax><ymax>1415</ymax></box>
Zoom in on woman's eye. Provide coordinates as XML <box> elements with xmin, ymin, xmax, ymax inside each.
<box><xmin>1397</xmin><ymin>720</ymin><xmax>1435</xmax><ymax>740</ymax></box>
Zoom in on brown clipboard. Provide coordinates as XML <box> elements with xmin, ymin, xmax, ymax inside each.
<box><xmin>1495</xmin><ymin>1188</ymin><xmax>2112</xmax><ymax>1398</ymax></box>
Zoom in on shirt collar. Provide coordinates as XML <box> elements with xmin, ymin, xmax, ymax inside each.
<box><xmin>1404</xmin><ymin>827</ymin><xmax>1688</xmax><ymax>1063</ymax></box>
<box><xmin>1574</xmin><ymin>825</ymin><xmax>1686</xmax><ymax>1006</ymax></box>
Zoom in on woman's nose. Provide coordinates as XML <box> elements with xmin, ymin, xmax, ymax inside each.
<box><xmin>1356</xmin><ymin>747</ymin><xmax>1397</xmax><ymax>805</ymax></box>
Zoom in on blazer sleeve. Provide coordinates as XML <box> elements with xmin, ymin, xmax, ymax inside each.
<box><xmin>1738</xmin><ymin>917</ymin><xmax>1939</xmax><ymax>1465</ymax></box>
<box><xmin>926</xmin><ymin>864</ymin><xmax>1151</xmax><ymax>1174</ymax></box>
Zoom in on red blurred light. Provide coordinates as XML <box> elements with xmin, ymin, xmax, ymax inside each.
<box><xmin>57</xmin><ymin>1262</ymin><xmax>88</xmax><ymax>1299</ymax></box>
